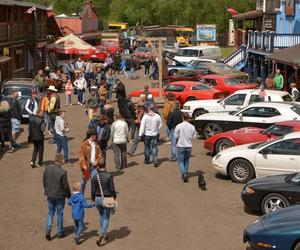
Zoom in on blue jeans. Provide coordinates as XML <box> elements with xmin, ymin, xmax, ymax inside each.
<box><xmin>177</xmin><ymin>147</ymin><xmax>192</xmax><ymax>176</ymax></box>
<box><xmin>46</xmin><ymin>198</ymin><xmax>65</xmax><ymax>235</ymax></box>
<box><xmin>77</xmin><ymin>89</ymin><xmax>84</xmax><ymax>103</ymax></box>
<box><xmin>144</xmin><ymin>135</ymin><xmax>158</xmax><ymax>164</ymax></box>
<box><xmin>56</xmin><ymin>135</ymin><xmax>68</xmax><ymax>163</ymax></box>
<box><xmin>81</xmin><ymin>164</ymin><xmax>96</xmax><ymax>196</ymax></box>
<box><xmin>108</xmin><ymin>84</ymin><xmax>113</xmax><ymax>101</ymax></box>
<box><xmin>130</xmin><ymin>67</ymin><xmax>136</xmax><ymax>79</ymax></box>
<box><xmin>130</xmin><ymin>128</ymin><xmax>139</xmax><ymax>155</ymax></box>
<box><xmin>170</xmin><ymin>129</ymin><xmax>177</xmax><ymax>160</ymax></box>
<box><xmin>74</xmin><ymin>219</ymin><xmax>84</xmax><ymax>239</ymax></box>
<box><xmin>100</xmin><ymin>142</ymin><xmax>107</xmax><ymax>162</ymax></box>
<box><xmin>95</xmin><ymin>197</ymin><xmax>111</xmax><ymax>236</ymax></box>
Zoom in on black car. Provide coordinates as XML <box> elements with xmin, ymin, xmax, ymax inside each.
<box><xmin>241</xmin><ymin>173</ymin><xmax>300</xmax><ymax>214</ymax></box>
<box><xmin>1</xmin><ymin>78</ymin><xmax>38</xmax><ymax>120</ymax></box>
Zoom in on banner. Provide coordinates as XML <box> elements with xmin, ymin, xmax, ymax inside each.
<box><xmin>196</xmin><ymin>24</ymin><xmax>216</xmax><ymax>42</ymax></box>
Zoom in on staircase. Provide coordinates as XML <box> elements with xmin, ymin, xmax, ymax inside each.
<box><xmin>45</xmin><ymin>52</ymin><xmax>57</xmax><ymax>70</ymax></box>
<box><xmin>223</xmin><ymin>45</ymin><xmax>247</xmax><ymax>71</ymax></box>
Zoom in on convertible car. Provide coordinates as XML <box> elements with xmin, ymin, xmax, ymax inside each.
<box><xmin>129</xmin><ymin>81</ymin><xmax>229</xmax><ymax>106</ymax></box>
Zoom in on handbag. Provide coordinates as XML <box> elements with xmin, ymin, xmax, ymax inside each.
<box><xmin>96</xmin><ymin>172</ymin><xmax>115</xmax><ymax>208</ymax></box>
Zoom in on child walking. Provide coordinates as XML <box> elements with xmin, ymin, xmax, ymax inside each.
<box><xmin>65</xmin><ymin>79</ymin><xmax>73</xmax><ymax>106</ymax></box>
<box><xmin>68</xmin><ymin>182</ymin><xmax>95</xmax><ymax>245</ymax></box>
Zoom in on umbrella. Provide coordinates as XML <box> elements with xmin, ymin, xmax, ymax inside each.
<box><xmin>47</xmin><ymin>34</ymin><xmax>98</xmax><ymax>55</ymax></box>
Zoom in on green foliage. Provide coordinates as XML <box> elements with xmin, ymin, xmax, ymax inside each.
<box><xmin>30</xmin><ymin>0</ymin><xmax>255</xmax><ymax>32</ymax></box>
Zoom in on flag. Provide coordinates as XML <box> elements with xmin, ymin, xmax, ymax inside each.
<box><xmin>226</xmin><ymin>7</ymin><xmax>238</xmax><ymax>16</ymax></box>
<box><xmin>259</xmin><ymin>82</ymin><xmax>266</xmax><ymax>98</ymax></box>
<box><xmin>25</xmin><ymin>6</ymin><xmax>36</xmax><ymax>14</ymax></box>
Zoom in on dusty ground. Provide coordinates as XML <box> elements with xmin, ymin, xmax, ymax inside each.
<box><xmin>0</xmin><ymin>70</ymin><xmax>256</xmax><ymax>250</ymax></box>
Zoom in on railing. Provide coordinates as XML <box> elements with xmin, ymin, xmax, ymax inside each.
<box><xmin>0</xmin><ymin>23</ymin><xmax>9</xmax><ymax>41</ymax></box>
<box><xmin>223</xmin><ymin>45</ymin><xmax>247</xmax><ymax>68</ymax></box>
<box><xmin>247</xmin><ymin>30</ymin><xmax>300</xmax><ymax>52</ymax></box>
<box><xmin>11</xmin><ymin>23</ymin><xmax>26</xmax><ymax>40</ymax></box>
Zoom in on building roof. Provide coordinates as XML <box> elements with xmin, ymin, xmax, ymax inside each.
<box><xmin>0</xmin><ymin>0</ymin><xmax>49</xmax><ymax>11</ymax></box>
<box><xmin>266</xmin><ymin>44</ymin><xmax>300</xmax><ymax>68</ymax></box>
<box><xmin>233</xmin><ymin>10</ymin><xmax>264</xmax><ymax>20</ymax></box>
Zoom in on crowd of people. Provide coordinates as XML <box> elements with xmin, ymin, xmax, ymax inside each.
<box><xmin>0</xmin><ymin>56</ymin><xmax>196</xmax><ymax>247</ymax></box>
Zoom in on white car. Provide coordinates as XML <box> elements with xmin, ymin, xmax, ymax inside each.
<box><xmin>212</xmin><ymin>131</ymin><xmax>300</xmax><ymax>183</ymax></box>
<box><xmin>193</xmin><ymin>102</ymin><xmax>300</xmax><ymax>139</ymax></box>
<box><xmin>182</xmin><ymin>89</ymin><xmax>295</xmax><ymax>119</ymax></box>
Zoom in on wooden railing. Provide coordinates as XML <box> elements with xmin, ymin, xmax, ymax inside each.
<box><xmin>0</xmin><ymin>22</ymin><xmax>9</xmax><ymax>41</ymax></box>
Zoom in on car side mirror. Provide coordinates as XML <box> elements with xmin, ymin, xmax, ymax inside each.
<box><xmin>239</xmin><ymin>113</ymin><xmax>243</xmax><ymax>119</ymax></box>
<box><xmin>259</xmin><ymin>148</ymin><xmax>268</xmax><ymax>154</ymax></box>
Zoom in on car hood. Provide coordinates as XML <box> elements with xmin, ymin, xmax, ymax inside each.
<box><xmin>184</xmin><ymin>99</ymin><xmax>221</xmax><ymax>107</ymax></box>
<box><xmin>246</xmin><ymin>174</ymin><xmax>287</xmax><ymax>187</ymax></box>
<box><xmin>232</xmin><ymin>127</ymin><xmax>264</xmax><ymax>134</ymax></box>
<box><xmin>217</xmin><ymin>143</ymin><xmax>254</xmax><ymax>154</ymax></box>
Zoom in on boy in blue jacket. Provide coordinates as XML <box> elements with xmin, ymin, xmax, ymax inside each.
<box><xmin>68</xmin><ymin>182</ymin><xmax>94</xmax><ymax>245</ymax></box>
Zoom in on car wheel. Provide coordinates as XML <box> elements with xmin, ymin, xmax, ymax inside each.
<box><xmin>228</xmin><ymin>159</ymin><xmax>254</xmax><ymax>183</ymax></box>
<box><xmin>203</xmin><ymin>122</ymin><xmax>222</xmax><ymax>139</ymax></box>
<box><xmin>192</xmin><ymin>109</ymin><xmax>208</xmax><ymax>119</ymax></box>
<box><xmin>186</xmin><ymin>96</ymin><xmax>198</xmax><ymax>102</ymax></box>
<box><xmin>261</xmin><ymin>193</ymin><xmax>290</xmax><ymax>214</ymax></box>
<box><xmin>169</xmin><ymin>70</ymin><xmax>178</xmax><ymax>76</ymax></box>
<box><xmin>215</xmin><ymin>139</ymin><xmax>234</xmax><ymax>153</ymax></box>
<box><xmin>163</xmin><ymin>79</ymin><xmax>170</xmax><ymax>87</ymax></box>
<box><xmin>294</xmin><ymin>242</ymin><xmax>300</xmax><ymax>250</ymax></box>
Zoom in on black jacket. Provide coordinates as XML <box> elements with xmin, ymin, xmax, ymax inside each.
<box><xmin>116</xmin><ymin>83</ymin><xmax>126</xmax><ymax>99</ymax></box>
<box><xmin>29</xmin><ymin>115</ymin><xmax>45</xmax><ymax>141</ymax></box>
<box><xmin>43</xmin><ymin>164</ymin><xmax>71</xmax><ymax>199</ymax></box>
<box><xmin>91</xmin><ymin>170</ymin><xmax>116</xmax><ymax>201</ymax></box>
<box><xmin>0</xmin><ymin>108</ymin><xmax>12</xmax><ymax>129</ymax></box>
<box><xmin>9</xmin><ymin>97</ymin><xmax>22</xmax><ymax>120</ymax></box>
<box><xmin>167</xmin><ymin>108</ymin><xmax>183</xmax><ymax>130</ymax></box>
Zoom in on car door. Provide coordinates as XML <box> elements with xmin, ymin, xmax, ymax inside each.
<box><xmin>255</xmin><ymin>138</ymin><xmax>300</xmax><ymax>177</ymax></box>
<box><xmin>221</xmin><ymin>93</ymin><xmax>247</xmax><ymax>112</ymax></box>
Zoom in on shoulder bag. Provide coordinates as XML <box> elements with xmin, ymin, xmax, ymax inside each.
<box><xmin>96</xmin><ymin>173</ymin><xmax>115</xmax><ymax>208</ymax></box>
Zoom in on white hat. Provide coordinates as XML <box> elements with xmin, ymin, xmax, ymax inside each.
<box><xmin>148</xmin><ymin>94</ymin><xmax>153</xmax><ymax>99</ymax></box>
<box><xmin>91</xmin><ymin>85</ymin><xmax>97</xmax><ymax>90</ymax></box>
<box><xmin>48</xmin><ymin>85</ymin><xmax>58</xmax><ymax>92</ymax></box>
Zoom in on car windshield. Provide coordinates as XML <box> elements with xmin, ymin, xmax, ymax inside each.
<box><xmin>165</xmin><ymin>84</ymin><xmax>185</xmax><ymax>92</ymax></box>
<box><xmin>224</xmin><ymin>78</ymin><xmax>245</xmax><ymax>85</ymax></box>
<box><xmin>285</xmin><ymin>173</ymin><xmax>300</xmax><ymax>184</ymax></box>
<box><xmin>177</xmin><ymin>49</ymin><xmax>198</xmax><ymax>57</ymax></box>
<box><xmin>261</xmin><ymin>124</ymin><xmax>293</xmax><ymax>136</ymax></box>
<box><xmin>248</xmin><ymin>137</ymin><xmax>283</xmax><ymax>149</ymax></box>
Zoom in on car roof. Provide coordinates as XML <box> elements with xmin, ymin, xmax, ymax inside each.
<box><xmin>3</xmin><ymin>78</ymin><xmax>36</xmax><ymax>86</ymax></box>
<box><xmin>247</xmin><ymin>101</ymin><xmax>299</xmax><ymax>108</ymax></box>
<box><xmin>180</xmin><ymin>46</ymin><xmax>219</xmax><ymax>50</ymax></box>
<box><xmin>169</xmin><ymin>81</ymin><xmax>200</xmax><ymax>86</ymax></box>
<box><xmin>232</xmin><ymin>89</ymin><xmax>289</xmax><ymax>96</ymax></box>
<box><xmin>201</xmin><ymin>75</ymin><xmax>242</xmax><ymax>79</ymax></box>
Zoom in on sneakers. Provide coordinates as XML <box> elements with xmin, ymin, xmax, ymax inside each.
<box><xmin>31</xmin><ymin>161</ymin><xmax>37</xmax><ymax>168</ymax></box>
<box><xmin>75</xmin><ymin>237</ymin><xmax>80</xmax><ymax>245</ymax></box>
<box><xmin>45</xmin><ymin>232</ymin><xmax>51</xmax><ymax>241</ymax></box>
<box><xmin>96</xmin><ymin>236</ymin><xmax>104</xmax><ymax>246</ymax></box>
<box><xmin>58</xmin><ymin>233</ymin><xmax>65</xmax><ymax>239</ymax></box>
<box><xmin>182</xmin><ymin>174</ymin><xmax>189</xmax><ymax>183</ymax></box>
<box><xmin>77</xmin><ymin>102</ymin><xmax>80</xmax><ymax>105</ymax></box>
<box><xmin>154</xmin><ymin>162</ymin><xmax>159</xmax><ymax>168</ymax></box>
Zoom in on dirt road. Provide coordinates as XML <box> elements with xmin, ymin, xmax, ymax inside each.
<box><xmin>0</xmin><ymin>71</ymin><xmax>256</xmax><ymax>250</ymax></box>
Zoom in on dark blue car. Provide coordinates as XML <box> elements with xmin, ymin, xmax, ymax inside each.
<box><xmin>244</xmin><ymin>205</ymin><xmax>300</xmax><ymax>250</ymax></box>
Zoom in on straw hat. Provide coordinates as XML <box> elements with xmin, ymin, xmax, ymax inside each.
<box><xmin>48</xmin><ymin>85</ymin><xmax>58</xmax><ymax>92</ymax></box>
<box><xmin>0</xmin><ymin>100</ymin><xmax>10</xmax><ymax>111</ymax></box>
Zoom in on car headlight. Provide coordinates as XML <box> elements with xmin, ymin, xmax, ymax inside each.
<box><xmin>214</xmin><ymin>153</ymin><xmax>221</xmax><ymax>160</ymax></box>
<box><xmin>245</xmin><ymin>186</ymin><xmax>255</xmax><ymax>194</ymax></box>
<box><xmin>252</xmin><ymin>218</ymin><xmax>260</xmax><ymax>224</ymax></box>
<box><xmin>182</xmin><ymin>106</ymin><xmax>190</xmax><ymax>110</ymax></box>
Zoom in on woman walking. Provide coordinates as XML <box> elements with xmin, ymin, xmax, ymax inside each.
<box><xmin>74</xmin><ymin>73</ymin><xmax>87</xmax><ymax>105</ymax></box>
<box><xmin>65</xmin><ymin>79</ymin><xmax>73</xmax><ymax>106</ymax></box>
<box><xmin>106</xmin><ymin>69</ymin><xmax>115</xmax><ymax>101</ymax></box>
<box><xmin>91</xmin><ymin>162</ymin><xmax>117</xmax><ymax>246</ymax></box>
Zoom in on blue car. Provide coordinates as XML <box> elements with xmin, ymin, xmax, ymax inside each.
<box><xmin>244</xmin><ymin>205</ymin><xmax>300</xmax><ymax>250</ymax></box>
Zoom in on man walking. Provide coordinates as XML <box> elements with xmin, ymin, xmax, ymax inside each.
<box><xmin>54</xmin><ymin>111</ymin><xmax>69</xmax><ymax>164</ymax></box>
<box><xmin>111</xmin><ymin>114</ymin><xmax>129</xmax><ymax>170</ymax></box>
<box><xmin>167</xmin><ymin>101</ymin><xmax>183</xmax><ymax>161</ymax></box>
<box><xmin>115</xmin><ymin>78</ymin><xmax>127</xmax><ymax>117</ymax></box>
<box><xmin>274</xmin><ymin>69</ymin><xmax>284</xmax><ymax>91</ymax></box>
<box><xmin>47</xmin><ymin>85</ymin><xmax>61</xmax><ymax>137</ymax></box>
<box><xmin>85</xmin><ymin>85</ymin><xmax>100</xmax><ymax>120</ymax></box>
<box><xmin>43</xmin><ymin>154</ymin><xmax>71</xmax><ymax>241</ymax></box>
<box><xmin>174</xmin><ymin>113</ymin><xmax>196</xmax><ymax>183</ymax></box>
<box><xmin>8</xmin><ymin>90</ymin><xmax>22</xmax><ymax>149</ymax></box>
<box><xmin>29</xmin><ymin>110</ymin><xmax>45</xmax><ymax>168</ymax></box>
<box><xmin>139</xmin><ymin>105</ymin><xmax>162</xmax><ymax>167</ymax></box>
<box><xmin>25</xmin><ymin>90</ymin><xmax>39</xmax><ymax>117</ymax></box>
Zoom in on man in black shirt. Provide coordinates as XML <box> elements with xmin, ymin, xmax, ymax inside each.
<box><xmin>114</xmin><ymin>78</ymin><xmax>127</xmax><ymax>117</ymax></box>
<box><xmin>9</xmin><ymin>90</ymin><xmax>22</xmax><ymax>148</ymax></box>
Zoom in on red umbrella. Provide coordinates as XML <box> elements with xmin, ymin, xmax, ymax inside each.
<box><xmin>47</xmin><ymin>34</ymin><xmax>98</xmax><ymax>55</ymax></box>
<box><xmin>83</xmin><ymin>51</ymin><xmax>108</xmax><ymax>61</ymax></box>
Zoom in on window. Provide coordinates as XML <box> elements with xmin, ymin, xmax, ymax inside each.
<box><xmin>177</xmin><ymin>49</ymin><xmax>199</xmax><ymax>57</ymax></box>
<box><xmin>291</xmin><ymin>105</ymin><xmax>300</xmax><ymax>115</ymax></box>
<box><xmin>185</xmin><ymin>71</ymin><xmax>196</xmax><ymax>77</ymax></box>
<box><xmin>282</xmin><ymin>94</ymin><xmax>293</xmax><ymax>102</ymax></box>
<box><xmin>224</xmin><ymin>78</ymin><xmax>244</xmax><ymax>86</ymax></box>
<box><xmin>165</xmin><ymin>84</ymin><xmax>185</xmax><ymax>92</ymax></box>
<box><xmin>262</xmin><ymin>125</ymin><xmax>293</xmax><ymax>136</ymax></box>
<box><xmin>249</xmin><ymin>95</ymin><xmax>264</xmax><ymax>104</ymax></box>
<box><xmin>224</xmin><ymin>94</ymin><xmax>246</xmax><ymax>106</ymax></box>
<box><xmin>13</xmin><ymin>47</ymin><xmax>24</xmax><ymax>71</ymax></box>
<box><xmin>264</xmin><ymin>139</ymin><xmax>300</xmax><ymax>155</ymax></box>
<box><xmin>198</xmin><ymin>78</ymin><xmax>217</xmax><ymax>87</ymax></box>
<box><xmin>241</xmin><ymin>107</ymin><xmax>281</xmax><ymax>118</ymax></box>
<box><xmin>191</xmin><ymin>84</ymin><xmax>211</xmax><ymax>91</ymax></box>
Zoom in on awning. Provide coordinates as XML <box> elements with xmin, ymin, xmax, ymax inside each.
<box><xmin>79</xmin><ymin>32</ymin><xmax>102</xmax><ymax>40</ymax></box>
<box><xmin>0</xmin><ymin>56</ymin><xmax>12</xmax><ymax>64</ymax></box>
<box><xmin>266</xmin><ymin>44</ymin><xmax>300</xmax><ymax>68</ymax></box>
<box><xmin>233</xmin><ymin>10</ymin><xmax>264</xmax><ymax>20</ymax></box>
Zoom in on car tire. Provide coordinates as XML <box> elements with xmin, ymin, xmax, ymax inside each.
<box><xmin>294</xmin><ymin>242</ymin><xmax>300</xmax><ymax>250</ymax></box>
<box><xmin>186</xmin><ymin>96</ymin><xmax>198</xmax><ymax>102</ymax></box>
<box><xmin>203</xmin><ymin>122</ymin><xmax>222</xmax><ymax>139</ymax></box>
<box><xmin>261</xmin><ymin>193</ymin><xmax>290</xmax><ymax>214</ymax></box>
<box><xmin>169</xmin><ymin>70</ymin><xmax>178</xmax><ymax>76</ymax></box>
<box><xmin>192</xmin><ymin>109</ymin><xmax>208</xmax><ymax>119</ymax></box>
<box><xmin>228</xmin><ymin>159</ymin><xmax>254</xmax><ymax>183</ymax></box>
<box><xmin>215</xmin><ymin>139</ymin><xmax>235</xmax><ymax>154</ymax></box>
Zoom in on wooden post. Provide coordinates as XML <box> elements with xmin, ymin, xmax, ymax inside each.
<box><xmin>158</xmin><ymin>39</ymin><xmax>163</xmax><ymax>98</ymax></box>
<box><xmin>33</xmin><ymin>10</ymin><xmax>38</xmax><ymax>74</ymax></box>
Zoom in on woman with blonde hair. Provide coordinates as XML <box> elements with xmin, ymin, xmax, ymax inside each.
<box><xmin>0</xmin><ymin>100</ymin><xmax>15</xmax><ymax>151</ymax></box>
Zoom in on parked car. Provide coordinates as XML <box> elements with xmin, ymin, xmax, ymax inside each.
<box><xmin>173</xmin><ymin>46</ymin><xmax>222</xmax><ymax>63</ymax></box>
<box><xmin>194</xmin><ymin>102</ymin><xmax>300</xmax><ymax>139</ymax></box>
<box><xmin>198</xmin><ymin>75</ymin><xmax>256</xmax><ymax>94</ymax></box>
<box><xmin>0</xmin><ymin>78</ymin><xmax>38</xmax><ymax>120</ymax></box>
<box><xmin>204</xmin><ymin>120</ymin><xmax>300</xmax><ymax>154</ymax></box>
<box><xmin>163</xmin><ymin>71</ymin><xmax>204</xmax><ymax>87</ymax></box>
<box><xmin>212</xmin><ymin>131</ymin><xmax>300</xmax><ymax>183</ymax></box>
<box><xmin>132</xmin><ymin>46</ymin><xmax>157</xmax><ymax>59</ymax></box>
<box><xmin>168</xmin><ymin>58</ymin><xmax>216</xmax><ymax>76</ymax></box>
<box><xmin>182</xmin><ymin>89</ymin><xmax>294</xmax><ymax>119</ymax></box>
<box><xmin>242</xmin><ymin>173</ymin><xmax>300</xmax><ymax>214</ymax></box>
<box><xmin>244</xmin><ymin>205</ymin><xmax>300</xmax><ymax>250</ymax></box>
<box><xmin>129</xmin><ymin>81</ymin><xmax>228</xmax><ymax>106</ymax></box>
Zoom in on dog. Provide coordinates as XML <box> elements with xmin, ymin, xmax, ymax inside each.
<box><xmin>198</xmin><ymin>173</ymin><xmax>207</xmax><ymax>191</ymax></box>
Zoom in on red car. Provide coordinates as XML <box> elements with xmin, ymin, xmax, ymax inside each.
<box><xmin>204</xmin><ymin>120</ymin><xmax>300</xmax><ymax>155</ymax></box>
<box><xmin>132</xmin><ymin>47</ymin><xmax>157</xmax><ymax>59</ymax></box>
<box><xmin>163</xmin><ymin>71</ymin><xmax>203</xmax><ymax>87</ymax></box>
<box><xmin>129</xmin><ymin>81</ymin><xmax>229</xmax><ymax>106</ymax></box>
<box><xmin>198</xmin><ymin>75</ymin><xmax>257</xmax><ymax>95</ymax></box>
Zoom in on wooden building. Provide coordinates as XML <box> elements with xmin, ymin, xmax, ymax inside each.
<box><xmin>0</xmin><ymin>0</ymin><xmax>54</xmax><ymax>81</ymax></box>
